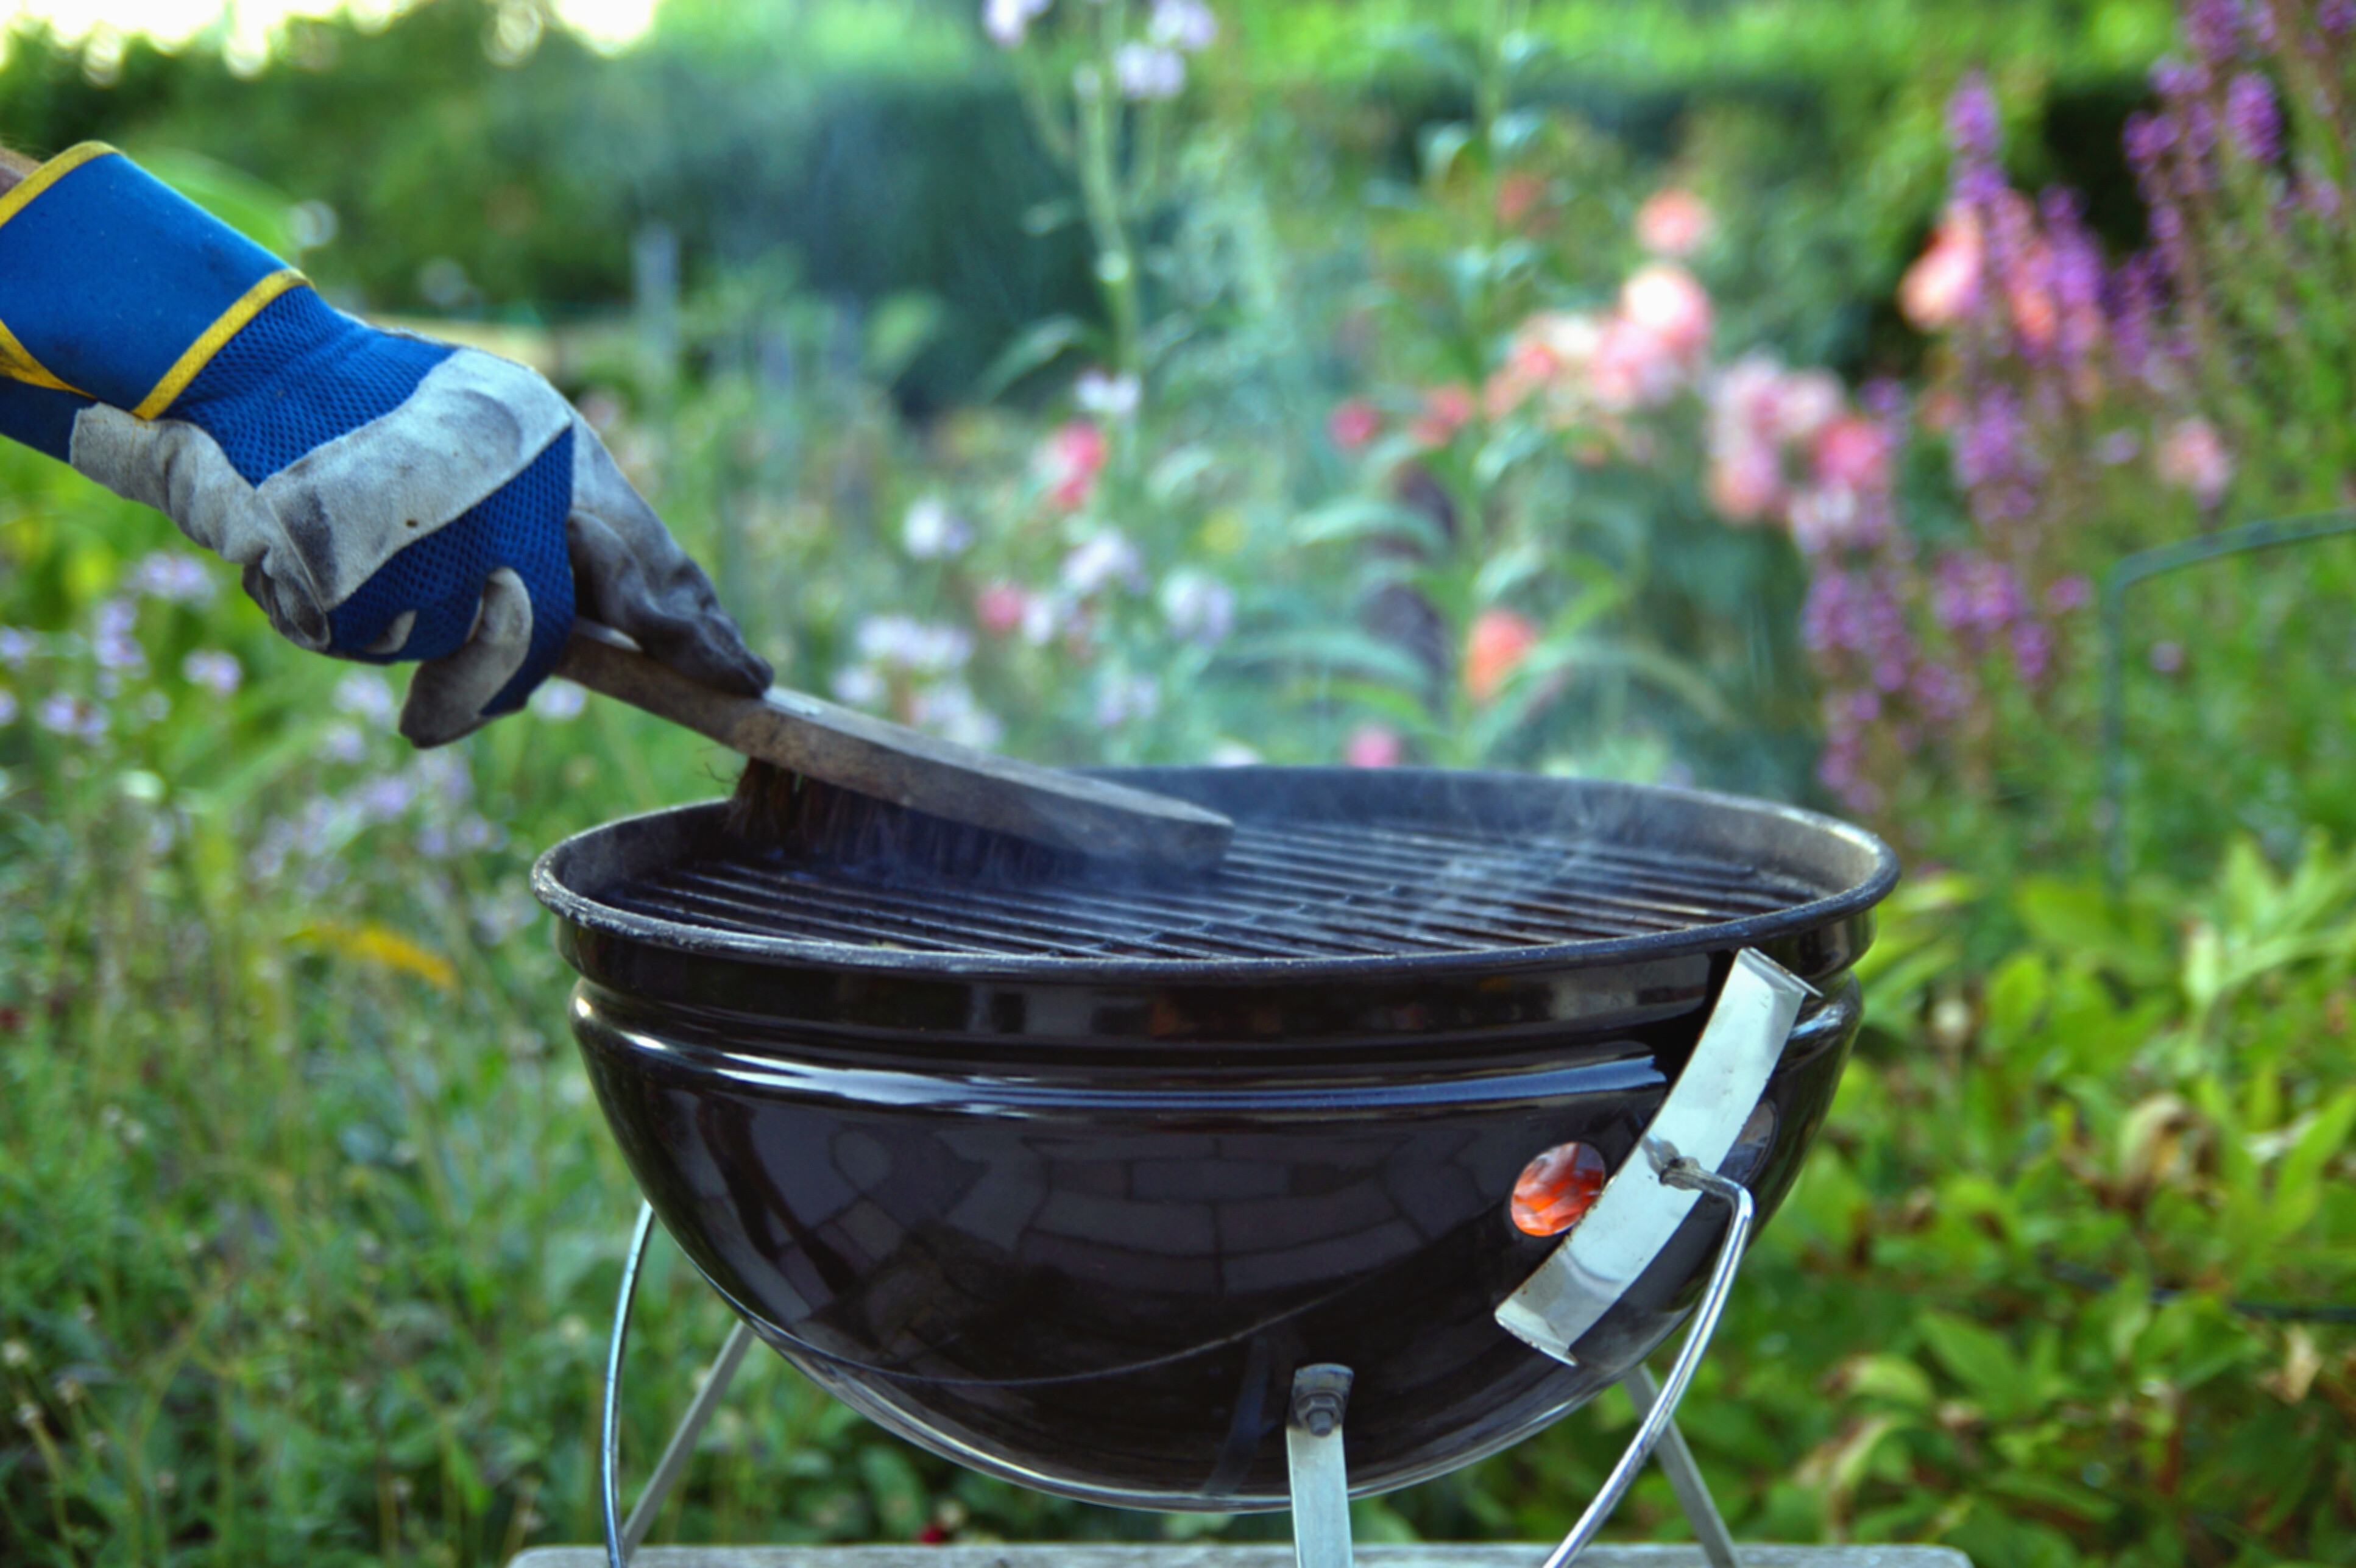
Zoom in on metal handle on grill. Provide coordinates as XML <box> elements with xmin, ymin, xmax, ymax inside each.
<box><xmin>1494</xmin><ymin>947</ymin><xmax>1809</xmax><ymax>1567</ymax></box>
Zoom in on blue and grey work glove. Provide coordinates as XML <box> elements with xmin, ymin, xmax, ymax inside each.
<box><xmin>0</xmin><ymin>143</ymin><xmax>770</xmax><ymax>744</ymax></box>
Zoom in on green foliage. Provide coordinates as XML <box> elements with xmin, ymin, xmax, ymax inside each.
<box><xmin>7</xmin><ymin>2</ymin><xmax>2351</xmax><ymax>1566</ymax></box>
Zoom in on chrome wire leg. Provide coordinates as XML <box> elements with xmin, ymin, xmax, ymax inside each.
<box><xmin>1623</xmin><ymin>1364</ymin><xmax>1739</xmax><ymax>1568</ymax></box>
<box><xmin>601</xmin><ymin>1201</ymin><xmax>758</xmax><ymax>1568</ymax></box>
<box><xmin>1537</xmin><ymin>1165</ymin><xmax>1755</xmax><ymax>1568</ymax></box>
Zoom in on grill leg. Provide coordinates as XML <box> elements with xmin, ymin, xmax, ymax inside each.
<box><xmin>1622</xmin><ymin>1363</ymin><xmax>1739</xmax><ymax>1568</ymax></box>
<box><xmin>1286</xmin><ymin>1365</ymin><xmax>1356</xmax><ymax>1568</ymax></box>
<box><xmin>601</xmin><ymin>1201</ymin><xmax>758</xmax><ymax>1568</ymax></box>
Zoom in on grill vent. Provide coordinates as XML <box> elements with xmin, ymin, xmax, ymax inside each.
<box><xmin>600</xmin><ymin>816</ymin><xmax>1817</xmax><ymax>961</ymax></box>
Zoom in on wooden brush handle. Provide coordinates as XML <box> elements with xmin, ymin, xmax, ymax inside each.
<box><xmin>554</xmin><ymin>624</ymin><xmax>1235</xmax><ymax>871</ymax></box>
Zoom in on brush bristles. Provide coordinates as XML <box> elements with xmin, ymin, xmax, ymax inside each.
<box><xmin>727</xmin><ymin>760</ymin><xmax>1088</xmax><ymax>881</ymax></box>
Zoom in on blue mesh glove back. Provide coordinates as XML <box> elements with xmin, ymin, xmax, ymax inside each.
<box><xmin>0</xmin><ymin>144</ymin><xmax>771</xmax><ymax>744</ymax></box>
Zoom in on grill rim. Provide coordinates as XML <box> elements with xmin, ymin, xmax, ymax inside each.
<box><xmin>532</xmin><ymin>768</ymin><xmax>1899</xmax><ymax>986</ymax></box>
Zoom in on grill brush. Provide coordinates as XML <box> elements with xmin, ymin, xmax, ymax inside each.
<box><xmin>552</xmin><ymin>624</ymin><xmax>1234</xmax><ymax>875</ymax></box>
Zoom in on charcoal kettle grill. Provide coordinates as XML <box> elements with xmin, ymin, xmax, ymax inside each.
<box><xmin>531</xmin><ymin>768</ymin><xmax>1898</xmax><ymax>1568</ymax></box>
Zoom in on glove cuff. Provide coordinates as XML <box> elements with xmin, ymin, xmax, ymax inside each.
<box><xmin>0</xmin><ymin>144</ymin><xmax>308</xmax><ymax>418</ymax></box>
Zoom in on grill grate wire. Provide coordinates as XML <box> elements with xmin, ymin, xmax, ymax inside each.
<box><xmin>597</xmin><ymin>815</ymin><xmax>1819</xmax><ymax>961</ymax></box>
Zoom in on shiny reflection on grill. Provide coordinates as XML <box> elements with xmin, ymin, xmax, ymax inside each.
<box><xmin>598</xmin><ymin>816</ymin><xmax>1818</xmax><ymax>959</ymax></box>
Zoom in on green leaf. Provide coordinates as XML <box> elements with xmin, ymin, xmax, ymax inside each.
<box><xmin>1290</xmin><ymin>496</ymin><xmax>1449</xmax><ymax>556</ymax></box>
<box><xmin>975</xmin><ymin>314</ymin><xmax>1092</xmax><ymax>402</ymax></box>
<box><xmin>1917</xmin><ymin>1312</ymin><xmax>2025</xmax><ymax>1413</ymax></box>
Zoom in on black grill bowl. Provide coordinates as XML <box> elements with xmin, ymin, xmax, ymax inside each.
<box><xmin>533</xmin><ymin>768</ymin><xmax>1896</xmax><ymax>1511</ymax></box>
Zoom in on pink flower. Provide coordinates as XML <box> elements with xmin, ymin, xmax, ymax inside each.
<box><xmin>1618</xmin><ymin>264</ymin><xmax>1711</xmax><ymax>362</ymax></box>
<box><xmin>2155</xmin><ymin>417</ymin><xmax>2232</xmax><ymax>505</ymax></box>
<box><xmin>1767</xmin><ymin>370</ymin><xmax>1842</xmax><ymax>445</ymax></box>
<box><xmin>1708</xmin><ymin>439</ymin><xmax>1783</xmax><ymax>524</ymax></box>
<box><xmin>1327</xmin><ymin>398</ymin><xmax>1382</xmax><ymax>451</ymax></box>
<box><xmin>1464</xmin><ymin>609</ymin><xmax>1541</xmax><ymax>705</ymax></box>
<box><xmin>975</xmin><ymin>582</ymin><xmax>1029</xmax><ymax>634</ymax></box>
<box><xmin>1589</xmin><ymin>317</ymin><xmax>1682</xmax><ymax>410</ymax></box>
<box><xmin>1410</xmin><ymin>382</ymin><xmax>1476</xmax><ymax>447</ymax></box>
<box><xmin>1635</xmin><ymin>188</ymin><xmax>1711</xmax><ymax>257</ymax></box>
<box><xmin>1898</xmin><ymin>204</ymin><xmax>1983</xmax><ymax>330</ymax></box>
<box><xmin>1039</xmin><ymin>419</ymin><xmax>1109</xmax><ymax>510</ymax></box>
<box><xmin>1813</xmin><ymin>414</ymin><xmax>1890</xmax><ymax>495</ymax></box>
<box><xmin>1344</xmin><ymin>724</ymin><xmax>1403</xmax><ymax>768</ymax></box>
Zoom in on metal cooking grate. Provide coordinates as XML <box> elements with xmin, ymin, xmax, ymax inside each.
<box><xmin>598</xmin><ymin>815</ymin><xmax>1822</xmax><ymax>961</ymax></box>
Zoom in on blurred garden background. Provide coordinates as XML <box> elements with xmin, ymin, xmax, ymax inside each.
<box><xmin>2</xmin><ymin>0</ymin><xmax>2354</xmax><ymax>1563</ymax></box>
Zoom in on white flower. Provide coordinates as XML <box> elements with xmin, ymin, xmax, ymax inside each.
<box><xmin>1114</xmin><ymin>42</ymin><xmax>1185</xmax><ymax>100</ymax></box>
<box><xmin>529</xmin><ymin>679</ymin><xmax>586</xmax><ymax>721</ymax></box>
<box><xmin>180</xmin><ymin>651</ymin><xmax>242</xmax><ymax>698</ymax></box>
<box><xmin>983</xmin><ymin>0</ymin><xmax>1051</xmax><ymax>48</ymax></box>
<box><xmin>1094</xmin><ymin>671</ymin><xmax>1162</xmax><ymax>727</ymax></box>
<box><xmin>1075</xmin><ymin>369</ymin><xmax>1141</xmax><ymax>420</ymax></box>
<box><xmin>854</xmin><ymin>615</ymin><xmax>972</xmax><ymax>674</ymax></box>
<box><xmin>333</xmin><ymin>671</ymin><xmax>397</xmax><ymax>724</ymax></box>
<box><xmin>901</xmin><ymin>496</ymin><xmax>974</xmax><ymax>560</ymax></box>
<box><xmin>1019</xmin><ymin>592</ymin><xmax>1072</xmax><ymax>646</ymax></box>
<box><xmin>1148</xmin><ymin>0</ymin><xmax>1217</xmax><ymax>51</ymax></box>
<box><xmin>1160</xmin><ymin>570</ymin><xmax>1235</xmax><ymax>646</ymax></box>
<box><xmin>1208</xmin><ymin>739</ymin><xmax>1260</xmax><ymax>766</ymax></box>
<box><xmin>0</xmin><ymin>628</ymin><xmax>32</xmax><ymax>668</ymax></box>
<box><xmin>908</xmin><ymin>682</ymin><xmax>1005</xmax><ymax>749</ymax></box>
<box><xmin>832</xmin><ymin>665</ymin><xmax>888</xmax><ymax>707</ymax></box>
<box><xmin>1060</xmin><ymin>532</ymin><xmax>1146</xmax><ymax>596</ymax></box>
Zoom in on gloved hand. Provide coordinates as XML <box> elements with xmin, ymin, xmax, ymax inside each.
<box><xmin>0</xmin><ymin>143</ymin><xmax>770</xmax><ymax>744</ymax></box>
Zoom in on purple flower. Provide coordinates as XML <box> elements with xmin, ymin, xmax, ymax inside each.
<box><xmin>2124</xmin><ymin>111</ymin><xmax>2175</xmax><ymax>182</ymax></box>
<box><xmin>126</xmin><ymin>551</ymin><xmax>216</xmax><ymax>605</ymax></box>
<box><xmin>316</xmin><ymin>723</ymin><xmax>367</xmax><ymax>763</ymax></box>
<box><xmin>2225</xmin><ymin>72</ymin><xmax>2282</xmax><ymax>163</ymax></box>
<box><xmin>1946</xmin><ymin>72</ymin><xmax>2001</xmax><ymax>163</ymax></box>
<box><xmin>2185</xmin><ymin>0</ymin><xmax>2245</xmax><ymax>66</ymax></box>
<box><xmin>353</xmin><ymin>777</ymin><xmax>417</xmax><ymax>821</ymax></box>
<box><xmin>2045</xmin><ymin>574</ymin><xmax>2093</xmax><ymax>613</ymax></box>
<box><xmin>2106</xmin><ymin>255</ymin><xmax>2162</xmax><ymax>384</ymax></box>
<box><xmin>180</xmin><ymin>651</ymin><xmax>242</xmax><ymax>697</ymax></box>
<box><xmin>2150</xmin><ymin>57</ymin><xmax>2211</xmax><ymax>103</ymax></box>
<box><xmin>1910</xmin><ymin>662</ymin><xmax>1968</xmax><ymax>721</ymax></box>
<box><xmin>37</xmin><ymin>693</ymin><xmax>107</xmax><ymax>743</ymax></box>
<box><xmin>0</xmin><ymin>627</ymin><xmax>32</xmax><ymax>668</ymax></box>
<box><xmin>2325</xmin><ymin>0</ymin><xmax>2355</xmax><ymax>36</ymax></box>
<box><xmin>93</xmin><ymin>598</ymin><xmax>145</xmax><ymax>673</ymax></box>
<box><xmin>2010</xmin><ymin>619</ymin><xmax>2053</xmax><ymax>684</ymax></box>
<box><xmin>1931</xmin><ymin>553</ymin><xmax>2026</xmax><ymax>644</ymax></box>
